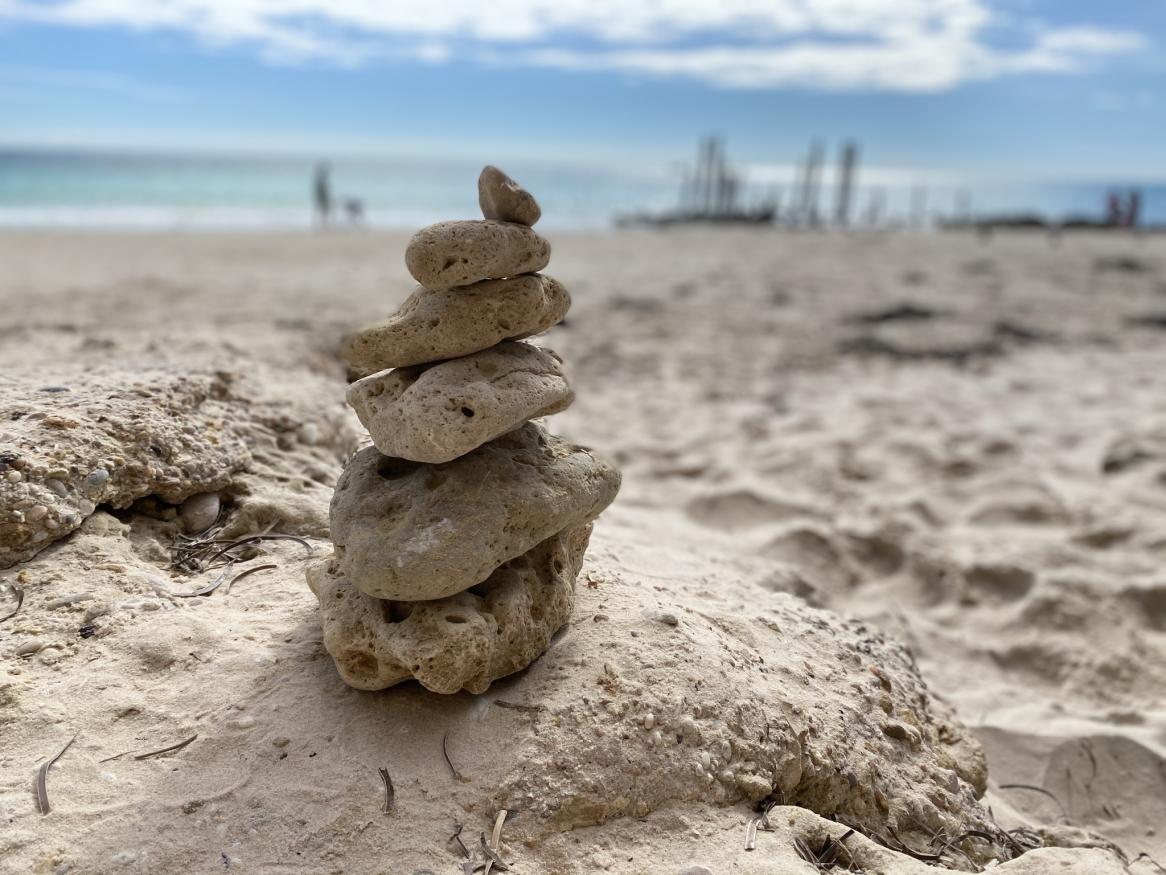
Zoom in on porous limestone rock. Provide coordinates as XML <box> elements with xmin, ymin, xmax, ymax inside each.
<box><xmin>347</xmin><ymin>342</ymin><xmax>574</xmax><ymax>464</ymax></box>
<box><xmin>405</xmin><ymin>220</ymin><xmax>550</xmax><ymax>291</ymax></box>
<box><xmin>0</xmin><ymin>370</ymin><xmax>250</xmax><ymax>568</ymax></box>
<box><xmin>330</xmin><ymin>423</ymin><xmax>620</xmax><ymax>600</ymax></box>
<box><xmin>340</xmin><ymin>274</ymin><xmax>570</xmax><ymax>371</ymax></box>
<box><xmin>486</xmin><ymin>580</ymin><xmax>993</xmax><ymax>860</ymax></box>
<box><xmin>478</xmin><ymin>165</ymin><xmax>541</xmax><ymax>226</ymax></box>
<box><xmin>306</xmin><ymin>525</ymin><xmax>590</xmax><ymax>693</ymax></box>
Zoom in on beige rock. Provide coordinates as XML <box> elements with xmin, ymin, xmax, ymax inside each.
<box><xmin>341</xmin><ymin>274</ymin><xmax>570</xmax><ymax>371</ymax></box>
<box><xmin>478</xmin><ymin>165</ymin><xmax>541</xmax><ymax>226</ymax></box>
<box><xmin>347</xmin><ymin>342</ymin><xmax>574</xmax><ymax>464</ymax></box>
<box><xmin>180</xmin><ymin>492</ymin><xmax>221</xmax><ymax>533</ymax></box>
<box><xmin>405</xmin><ymin>220</ymin><xmax>550</xmax><ymax>291</ymax></box>
<box><xmin>330</xmin><ymin>423</ymin><xmax>620</xmax><ymax>600</ymax></box>
<box><xmin>0</xmin><ymin>371</ymin><xmax>250</xmax><ymax>568</ymax></box>
<box><xmin>306</xmin><ymin>525</ymin><xmax>590</xmax><ymax>694</ymax></box>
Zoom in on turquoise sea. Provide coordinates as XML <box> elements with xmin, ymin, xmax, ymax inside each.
<box><xmin>0</xmin><ymin>149</ymin><xmax>1162</xmax><ymax>230</ymax></box>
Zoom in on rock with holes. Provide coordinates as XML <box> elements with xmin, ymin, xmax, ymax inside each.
<box><xmin>0</xmin><ymin>370</ymin><xmax>251</xmax><ymax>568</ymax></box>
<box><xmin>341</xmin><ymin>274</ymin><xmax>570</xmax><ymax>372</ymax></box>
<box><xmin>405</xmin><ymin>220</ymin><xmax>550</xmax><ymax>291</ymax></box>
<box><xmin>330</xmin><ymin>423</ymin><xmax>619</xmax><ymax>600</ymax></box>
<box><xmin>347</xmin><ymin>342</ymin><xmax>574</xmax><ymax>464</ymax></box>
<box><xmin>478</xmin><ymin>165</ymin><xmax>541</xmax><ymax>226</ymax></box>
<box><xmin>306</xmin><ymin>525</ymin><xmax>590</xmax><ymax>693</ymax></box>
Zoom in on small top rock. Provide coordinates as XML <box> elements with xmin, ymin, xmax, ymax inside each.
<box><xmin>479</xmin><ymin>165</ymin><xmax>541</xmax><ymax>226</ymax></box>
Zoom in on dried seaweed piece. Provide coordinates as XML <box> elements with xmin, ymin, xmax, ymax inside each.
<box><xmin>442</xmin><ymin>731</ymin><xmax>464</xmax><ymax>782</ymax></box>
<box><xmin>0</xmin><ymin>583</ymin><xmax>24</xmax><ymax>623</ymax></box>
<box><xmin>885</xmin><ymin>826</ymin><xmax>942</xmax><ymax>862</ymax></box>
<box><xmin>378</xmin><ymin>767</ymin><xmax>394</xmax><ymax>813</ymax></box>
<box><xmin>745</xmin><ymin>817</ymin><xmax>760</xmax><ymax>850</ymax></box>
<box><xmin>223</xmin><ymin>564</ymin><xmax>278</xmax><ymax>595</ymax></box>
<box><xmin>203</xmin><ymin>534</ymin><xmax>313</xmax><ymax>567</ymax></box>
<box><xmin>480</xmin><ymin>832</ymin><xmax>509</xmax><ymax>874</ymax></box>
<box><xmin>492</xmin><ymin>700</ymin><xmax>544</xmax><ymax>714</ymax></box>
<box><xmin>35</xmin><ymin>734</ymin><xmax>77</xmax><ymax>814</ymax></box>
<box><xmin>169</xmin><ymin>565</ymin><xmax>235</xmax><ymax>598</ymax></box>
<box><xmin>133</xmin><ymin>733</ymin><xmax>198</xmax><ymax>760</ymax></box>
<box><xmin>449</xmin><ymin>824</ymin><xmax>470</xmax><ymax>859</ymax></box>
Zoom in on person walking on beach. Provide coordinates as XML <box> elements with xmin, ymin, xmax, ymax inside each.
<box><xmin>313</xmin><ymin>162</ymin><xmax>332</xmax><ymax>228</ymax></box>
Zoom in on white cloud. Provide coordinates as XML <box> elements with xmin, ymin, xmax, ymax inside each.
<box><xmin>0</xmin><ymin>0</ymin><xmax>1147</xmax><ymax>92</ymax></box>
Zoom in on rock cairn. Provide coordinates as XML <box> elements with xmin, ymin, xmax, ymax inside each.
<box><xmin>307</xmin><ymin>166</ymin><xmax>620</xmax><ymax>694</ymax></box>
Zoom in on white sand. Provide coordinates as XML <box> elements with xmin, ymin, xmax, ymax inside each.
<box><xmin>1</xmin><ymin>228</ymin><xmax>1165</xmax><ymax>873</ymax></box>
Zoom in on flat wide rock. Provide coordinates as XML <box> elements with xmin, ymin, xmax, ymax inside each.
<box><xmin>330</xmin><ymin>423</ymin><xmax>620</xmax><ymax>600</ymax></box>
<box><xmin>0</xmin><ymin>370</ymin><xmax>251</xmax><ymax>568</ymax></box>
<box><xmin>478</xmin><ymin>165</ymin><xmax>541</xmax><ymax>226</ymax></box>
<box><xmin>347</xmin><ymin>342</ymin><xmax>574</xmax><ymax>464</ymax></box>
<box><xmin>341</xmin><ymin>274</ymin><xmax>570</xmax><ymax>371</ymax></box>
<box><xmin>405</xmin><ymin>220</ymin><xmax>550</xmax><ymax>291</ymax></box>
<box><xmin>306</xmin><ymin>525</ymin><xmax>590</xmax><ymax>694</ymax></box>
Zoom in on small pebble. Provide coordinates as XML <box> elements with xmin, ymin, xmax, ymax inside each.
<box><xmin>15</xmin><ymin>639</ymin><xmax>45</xmax><ymax>656</ymax></box>
<box><xmin>680</xmin><ymin>866</ymin><xmax>714</xmax><ymax>875</ymax></box>
<box><xmin>272</xmin><ymin>736</ymin><xmax>290</xmax><ymax>748</ymax></box>
<box><xmin>180</xmin><ymin>492</ymin><xmax>221</xmax><ymax>534</ymax></box>
<box><xmin>47</xmin><ymin>593</ymin><xmax>95</xmax><ymax>609</ymax></box>
<box><xmin>27</xmin><ymin>505</ymin><xmax>48</xmax><ymax>521</ymax></box>
<box><xmin>45</xmin><ymin>478</ymin><xmax>68</xmax><ymax>496</ymax></box>
<box><xmin>4</xmin><ymin>470</ymin><xmax>21</xmax><ymax>483</ymax></box>
<box><xmin>297</xmin><ymin>422</ymin><xmax>321</xmax><ymax>446</ymax></box>
<box><xmin>654</xmin><ymin>611</ymin><xmax>680</xmax><ymax>627</ymax></box>
<box><xmin>85</xmin><ymin>468</ymin><xmax>110</xmax><ymax>489</ymax></box>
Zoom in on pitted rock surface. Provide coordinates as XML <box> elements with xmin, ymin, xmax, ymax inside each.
<box><xmin>347</xmin><ymin>342</ymin><xmax>574</xmax><ymax>464</ymax></box>
<box><xmin>405</xmin><ymin>220</ymin><xmax>550</xmax><ymax>291</ymax></box>
<box><xmin>488</xmin><ymin>583</ymin><xmax>991</xmax><ymax>860</ymax></box>
<box><xmin>330</xmin><ymin>423</ymin><xmax>620</xmax><ymax>600</ymax></box>
<box><xmin>306</xmin><ymin>525</ymin><xmax>590</xmax><ymax>693</ymax></box>
<box><xmin>478</xmin><ymin>165</ymin><xmax>541</xmax><ymax>226</ymax></box>
<box><xmin>0</xmin><ymin>370</ymin><xmax>250</xmax><ymax>568</ymax></box>
<box><xmin>341</xmin><ymin>274</ymin><xmax>570</xmax><ymax>371</ymax></box>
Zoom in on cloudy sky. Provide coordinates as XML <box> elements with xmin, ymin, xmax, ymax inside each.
<box><xmin>0</xmin><ymin>0</ymin><xmax>1162</xmax><ymax>177</ymax></box>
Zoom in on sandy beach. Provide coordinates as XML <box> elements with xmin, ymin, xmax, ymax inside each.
<box><xmin>2</xmin><ymin>227</ymin><xmax>1165</xmax><ymax>873</ymax></box>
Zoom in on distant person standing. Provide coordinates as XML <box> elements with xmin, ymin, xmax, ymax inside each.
<box><xmin>1127</xmin><ymin>189</ymin><xmax>1142</xmax><ymax>229</ymax></box>
<box><xmin>313</xmin><ymin>162</ymin><xmax>332</xmax><ymax>228</ymax></box>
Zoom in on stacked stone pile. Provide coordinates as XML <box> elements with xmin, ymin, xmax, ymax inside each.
<box><xmin>307</xmin><ymin>166</ymin><xmax>620</xmax><ymax>694</ymax></box>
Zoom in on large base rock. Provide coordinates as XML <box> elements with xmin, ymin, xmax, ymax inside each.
<box><xmin>306</xmin><ymin>525</ymin><xmax>590</xmax><ymax>694</ymax></box>
<box><xmin>486</xmin><ymin>581</ymin><xmax>992</xmax><ymax>860</ymax></box>
<box><xmin>330</xmin><ymin>423</ymin><xmax>620</xmax><ymax>600</ymax></box>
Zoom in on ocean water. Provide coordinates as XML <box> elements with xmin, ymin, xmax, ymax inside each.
<box><xmin>0</xmin><ymin>149</ymin><xmax>1162</xmax><ymax>230</ymax></box>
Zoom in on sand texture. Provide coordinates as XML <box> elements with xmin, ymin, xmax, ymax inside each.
<box><xmin>2</xmin><ymin>228</ymin><xmax>1164</xmax><ymax>873</ymax></box>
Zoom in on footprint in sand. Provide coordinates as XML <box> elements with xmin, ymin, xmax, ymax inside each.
<box><xmin>962</xmin><ymin>561</ymin><xmax>1036</xmax><ymax>602</ymax></box>
<box><xmin>966</xmin><ymin>482</ymin><xmax>1070</xmax><ymax>527</ymax></box>
<box><xmin>760</xmin><ymin>526</ymin><xmax>854</xmax><ymax>596</ymax></box>
<box><xmin>684</xmin><ymin>488</ymin><xmax>818</xmax><ymax>532</ymax></box>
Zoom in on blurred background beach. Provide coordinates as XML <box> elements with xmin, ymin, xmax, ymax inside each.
<box><xmin>4</xmin><ymin>3</ymin><xmax>1166</xmax><ymax>873</ymax></box>
<box><xmin>4</xmin><ymin>148</ymin><xmax>1166</xmax><ymax>229</ymax></box>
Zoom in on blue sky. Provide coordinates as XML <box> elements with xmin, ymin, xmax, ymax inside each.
<box><xmin>0</xmin><ymin>0</ymin><xmax>1163</xmax><ymax>179</ymax></box>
